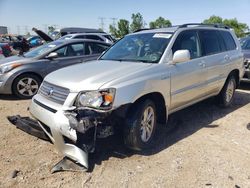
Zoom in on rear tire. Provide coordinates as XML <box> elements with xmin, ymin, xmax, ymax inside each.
<box><xmin>123</xmin><ymin>99</ymin><xmax>157</xmax><ymax>151</ymax></box>
<box><xmin>12</xmin><ymin>74</ymin><xmax>42</xmax><ymax>99</ymax></box>
<box><xmin>217</xmin><ymin>75</ymin><xmax>236</xmax><ymax>107</ymax></box>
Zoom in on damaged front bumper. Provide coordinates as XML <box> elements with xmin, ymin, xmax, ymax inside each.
<box><xmin>28</xmin><ymin>97</ymin><xmax>126</xmax><ymax>172</ymax></box>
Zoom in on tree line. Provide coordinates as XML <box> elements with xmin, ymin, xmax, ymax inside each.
<box><xmin>109</xmin><ymin>13</ymin><xmax>249</xmax><ymax>38</ymax></box>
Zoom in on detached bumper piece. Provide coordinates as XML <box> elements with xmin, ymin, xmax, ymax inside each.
<box><xmin>7</xmin><ymin>115</ymin><xmax>49</xmax><ymax>141</ymax></box>
<box><xmin>51</xmin><ymin>157</ymin><xmax>87</xmax><ymax>173</ymax></box>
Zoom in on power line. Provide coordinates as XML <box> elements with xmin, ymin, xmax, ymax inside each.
<box><xmin>110</xmin><ymin>17</ymin><xmax>118</xmax><ymax>27</ymax></box>
<box><xmin>98</xmin><ymin>17</ymin><xmax>106</xmax><ymax>31</ymax></box>
<box><xmin>16</xmin><ymin>25</ymin><xmax>20</xmax><ymax>35</ymax></box>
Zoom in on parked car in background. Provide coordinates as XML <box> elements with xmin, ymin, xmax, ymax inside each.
<box><xmin>241</xmin><ymin>36</ymin><xmax>250</xmax><ymax>80</ymax></box>
<box><xmin>29</xmin><ymin>23</ymin><xmax>244</xmax><ymax>170</ymax></box>
<box><xmin>33</xmin><ymin>27</ymin><xmax>115</xmax><ymax>44</ymax></box>
<box><xmin>27</xmin><ymin>36</ymin><xmax>43</xmax><ymax>47</ymax></box>
<box><xmin>0</xmin><ymin>43</ymin><xmax>12</xmax><ymax>57</ymax></box>
<box><xmin>0</xmin><ymin>39</ymin><xmax>110</xmax><ymax>98</ymax></box>
<box><xmin>0</xmin><ymin>47</ymin><xmax>5</xmax><ymax>59</ymax></box>
<box><xmin>59</xmin><ymin>33</ymin><xmax>115</xmax><ymax>44</ymax></box>
<box><xmin>11</xmin><ymin>35</ymin><xmax>30</xmax><ymax>54</ymax></box>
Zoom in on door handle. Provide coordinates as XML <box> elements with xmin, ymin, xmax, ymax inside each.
<box><xmin>224</xmin><ymin>55</ymin><xmax>230</xmax><ymax>60</ymax></box>
<box><xmin>199</xmin><ymin>63</ymin><xmax>206</xmax><ymax>68</ymax></box>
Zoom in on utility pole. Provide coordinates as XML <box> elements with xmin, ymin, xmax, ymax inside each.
<box><xmin>110</xmin><ymin>17</ymin><xmax>118</xmax><ymax>27</ymax></box>
<box><xmin>16</xmin><ymin>25</ymin><xmax>20</xmax><ymax>35</ymax></box>
<box><xmin>7</xmin><ymin>27</ymin><xmax>11</xmax><ymax>34</ymax></box>
<box><xmin>98</xmin><ymin>17</ymin><xmax>106</xmax><ymax>31</ymax></box>
<box><xmin>24</xmin><ymin>25</ymin><xmax>28</xmax><ymax>35</ymax></box>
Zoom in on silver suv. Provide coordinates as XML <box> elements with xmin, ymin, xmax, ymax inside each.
<box><xmin>59</xmin><ymin>33</ymin><xmax>115</xmax><ymax>44</ymax></box>
<box><xmin>29</xmin><ymin>24</ymin><xmax>244</xmax><ymax>169</ymax></box>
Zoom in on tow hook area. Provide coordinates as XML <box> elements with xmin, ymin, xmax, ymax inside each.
<box><xmin>7</xmin><ymin>110</ymin><xmax>115</xmax><ymax>173</ymax></box>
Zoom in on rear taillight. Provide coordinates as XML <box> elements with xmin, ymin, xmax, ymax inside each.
<box><xmin>0</xmin><ymin>49</ymin><xmax>3</xmax><ymax>54</ymax></box>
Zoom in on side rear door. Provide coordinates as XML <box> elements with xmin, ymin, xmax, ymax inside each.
<box><xmin>198</xmin><ymin>29</ymin><xmax>236</xmax><ymax>95</ymax></box>
<box><xmin>170</xmin><ymin>30</ymin><xmax>208</xmax><ymax>111</ymax></box>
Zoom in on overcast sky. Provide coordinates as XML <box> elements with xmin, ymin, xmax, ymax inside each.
<box><xmin>0</xmin><ymin>0</ymin><xmax>250</xmax><ymax>34</ymax></box>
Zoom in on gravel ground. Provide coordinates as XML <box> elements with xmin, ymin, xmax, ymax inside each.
<box><xmin>0</xmin><ymin>84</ymin><xmax>250</xmax><ymax>188</ymax></box>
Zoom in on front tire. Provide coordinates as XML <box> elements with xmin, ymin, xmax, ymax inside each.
<box><xmin>217</xmin><ymin>75</ymin><xmax>236</xmax><ymax>107</ymax></box>
<box><xmin>12</xmin><ymin>74</ymin><xmax>42</xmax><ymax>99</ymax></box>
<box><xmin>123</xmin><ymin>99</ymin><xmax>157</xmax><ymax>151</ymax></box>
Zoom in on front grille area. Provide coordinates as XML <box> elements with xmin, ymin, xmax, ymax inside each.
<box><xmin>39</xmin><ymin>81</ymin><xmax>70</xmax><ymax>105</ymax></box>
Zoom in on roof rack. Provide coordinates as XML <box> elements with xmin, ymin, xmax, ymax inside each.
<box><xmin>179</xmin><ymin>23</ymin><xmax>230</xmax><ymax>29</ymax></box>
<box><xmin>133</xmin><ymin>28</ymin><xmax>151</xmax><ymax>33</ymax></box>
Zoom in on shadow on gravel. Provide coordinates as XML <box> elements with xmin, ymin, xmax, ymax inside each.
<box><xmin>239</xmin><ymin>82</ymin><xmax>250</xmax><ymax>90</ymax></box>
<box><xmin>88</xmin><ymin>90</ymin><xmax>250</xmax><ymax>172</ymax></box>
<box><xmin>0</xmin><ymin>94</ymin><xmax>29</xmax><ymax>101</ymax></box>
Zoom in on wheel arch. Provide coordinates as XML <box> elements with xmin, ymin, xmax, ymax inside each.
<box><xmin>127</xmin><ymin>92</ymin><xmax>168</xmax><ymax>124</ymax></box>
<box><xmin>11</xmin><ymin>72</ymin><xmax>43</xmax><ymax>92</ymax></box>
<box><xmin>228</xmin><ymin>69</ymin><xmax>240</xmax><ymax>88</ymax></box>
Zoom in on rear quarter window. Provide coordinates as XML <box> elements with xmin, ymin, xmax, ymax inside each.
<box><xmin>219</xmin><ymin>31</ymin><xmax>237</xmax><ymax>51</ymax></box>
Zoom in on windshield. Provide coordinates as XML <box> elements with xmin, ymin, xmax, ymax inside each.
<box><xmin>24</xmin><ymin>41</ymin><xmax>63</xmax><ymax>58</ymax></box>
<box><xmin>100</xmin><ymin>32</ymin><xmax>172</xmax><ymax>63</ymax></box>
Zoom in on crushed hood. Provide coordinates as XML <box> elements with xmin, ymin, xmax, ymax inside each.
<box><xmin>44</xmin><ymin>60</ymin><xmax>152</xmax><ymax>92</ymax></box>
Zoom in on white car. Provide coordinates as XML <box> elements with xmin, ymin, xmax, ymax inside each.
<box><xmin>29</xmin><ymin>23</ymin><xmax>244</xmax><ymax>170</ymax></box>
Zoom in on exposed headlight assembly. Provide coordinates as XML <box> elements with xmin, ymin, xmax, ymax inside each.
<box><xmin>0</xmin><ymin>63</ymin><xmax>22</xmax><ymax>74</ymax></box>
<box><xmin>76</xmin><ymin>88</ymin><xmax>116</xmax><ymax>110</ymax></box>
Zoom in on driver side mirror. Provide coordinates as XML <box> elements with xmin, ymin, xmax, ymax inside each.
<box><xmin>172</xmin><ymin>50</ymin><xmax>190</xmax><ymax>64</ymax></box>
<box><xmin>45</xmin><ymin>52</ymin><xmax>58</xmax><ymax>59</ymax></box>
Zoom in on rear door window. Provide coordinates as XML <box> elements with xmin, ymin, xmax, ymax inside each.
<box><xmin>220</xmin><ymin>31</ymin><xmax>237</xmax><ymax>51</ymax></box>
<box><xmin>199</xmin><ymin>30</ymin><xmax>221</xmax><ymax>56</ymax></box>
<box><xmin>69</xmin><ymin>43</ymin><xmax>85</xmax><ymax>56</ymax></box>
<box><xmin>87</xmin><ymin>42</ymin><xmax>109</xmax><ymax>54</ymax></box>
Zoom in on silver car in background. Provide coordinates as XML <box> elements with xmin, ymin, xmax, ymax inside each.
<box><xmin>0</xmin><ymin>39</ymin><xmax>110</xmax><ymax>98</ymax></box>
<box><xmin>241</xmin><ymin>36</ymin><xmax>250</xmax><ymax>80</ymax></box>
<box><xmin>59</xmin><ymin>33</ymin><xmax>116</xmax><ymax>44</ymax></box>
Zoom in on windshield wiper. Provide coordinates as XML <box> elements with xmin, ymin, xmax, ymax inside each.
<box><xmin>100</xmin><ymin>58</ymin><xmax>156</xmax><ymax>63</ymax></box>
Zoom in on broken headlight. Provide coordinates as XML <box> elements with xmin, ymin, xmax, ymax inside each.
<box><xmin>0</xmin><ymin>63</ymin><xmax>22</xmax><ymax>74</ymax></box>
<box><xmin>76</xmin><ymin>88</ymin><xmax>116</xmax><ymax>110</ymax></box>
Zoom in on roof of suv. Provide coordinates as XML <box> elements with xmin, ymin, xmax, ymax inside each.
<box><xmin>64</xmin><ymin>33</ymin><xmax>112</xmax><ymax>37</ymax></box>
<box><xmin>133</xmin><ymin>23</ymin><xmax>231</xmax><ymax>34</ymax></box>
